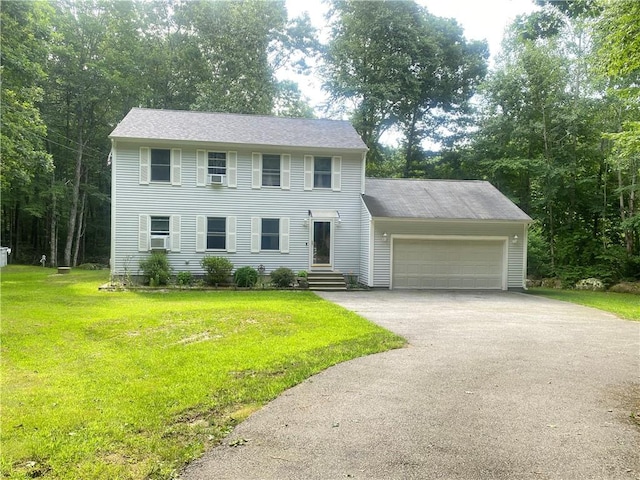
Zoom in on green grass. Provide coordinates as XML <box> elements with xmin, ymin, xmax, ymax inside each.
<box><xmin>1</xmin><ymin>266</ymin><xmax>405</xmax><ymax>479</ymax></box>
<box><xmin>528</xmin><ymin>288</ymin><xmax>640</xmax><ymax>321</ymax></box>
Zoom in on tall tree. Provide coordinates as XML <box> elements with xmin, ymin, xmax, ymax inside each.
<box><xmin>43</xmin><ymin>0</ymin><xmax>143</xmax><ymax>266</ymax></box>
<box><xmin>0</xmin><ymin>1</ymin><xmax>53</xmax><ymax>259</ymax></box>
<box><xmin>323</xmin><ymin>0</ymin><xmax>487</xmax><ymax>172</ymax></box>
<box><xmin>182</xmin><ymin>0</ymin><xmax>286</xmax><ymax>114</ymax></box>
<box><xmin>594</xmin><ymin>0</ymin><xmax>640</xmax><ymax>256</ymax></box>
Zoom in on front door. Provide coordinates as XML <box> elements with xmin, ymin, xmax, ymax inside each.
<box><xmin>312</xmin><ymin>220</ymin><xmax>332</xmax><ymax>268</ymax></box>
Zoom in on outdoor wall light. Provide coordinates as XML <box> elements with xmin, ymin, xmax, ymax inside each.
<box><xmin>303</xmin><ymin>217</ymin><xmax>309</xmax><ymax>226</ymax></box>
<box><xmin>512</xmin><ymin>235</ymin><xmax>519</xmax><ymax>244</ymax></box>
<box><xmin>382</xmin><ymin>232</ymin><xmax>388</xmax><ymax>242</ymax></box>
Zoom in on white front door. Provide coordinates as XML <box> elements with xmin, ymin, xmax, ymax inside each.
<box><xmin>311</xmin><ymin>220</ymin><xmax>332</xmax><ymax>269</ymax></box>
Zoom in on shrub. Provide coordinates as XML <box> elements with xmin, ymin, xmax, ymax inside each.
<box><xmin>76</xmin><ymin>263</ymin><xmax>103</xmax><ymax>270</ymax></box>
<box><xmin>609</xmin><ymin>282</ymin><xmax>640</xmax><ymax>295</ymax></box>
<box><xmin>201</xmin><ymin>256</ymin><xmax>233</xmax><ymax>286</ymax></box>
<box><xmin>297</xmin><ymin>270</ymin><xmax>308</xmax><ymax>278</ymax></box>
<box><xmin>575</xmin><ymin>278</ymin><xmax>605</xmax><ymax>291</ymax></box>
<box><xmin>234</xmin><ymin>266</ymin><xmax>259</xmax><ymax>288</ymax></box>
<box><xmin>176</xmin><ymin>271</ymin><xmax>193</xmax><ymax>287</ymax></box>
<box><xmin>270</xmin><ymin>267</ymin><xmax>295</xmax><ymax>288</ymax></box>
<box><xmin>139</xmin><ymin>252</ymin><xmax>172</xmax><ymax>286</ymax></box>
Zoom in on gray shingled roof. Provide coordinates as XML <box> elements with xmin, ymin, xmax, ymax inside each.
<box><xmin>363</xmin><ymin>178</ymin><xmax>531</xmax><ymax>222</ymax></box>
<box><xmin>109</xmin><ymin>108</ymin><xmax>367</xmax><ymax>150</ymax></box>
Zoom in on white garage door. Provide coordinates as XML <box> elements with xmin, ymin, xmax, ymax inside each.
<box><xmin>392</xmin><ymin>239</ymin><xmax>505</xmax><ymax>290</ymax></box>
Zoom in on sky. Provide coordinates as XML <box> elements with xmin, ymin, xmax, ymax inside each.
<box><xmin>283</xmin><ymin>0</ymin><xmax>539</xmax><ymax>115</ymax></box>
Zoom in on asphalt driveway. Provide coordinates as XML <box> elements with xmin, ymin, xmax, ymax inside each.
<box><xmin>181</xmin><ymin>291</ymin><xmax>639</xmax><ymax>480</ymax></box>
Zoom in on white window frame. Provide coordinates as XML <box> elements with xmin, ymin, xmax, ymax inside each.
<box><xmin>250</xmin><ymin>217</ymin><xmax>289</xmax><ymax>253</ymax></box>
<box><xmin>304</xmin><ymin>155</ymin><xmax>341</xmax><ymax>191</ymax></box>
<box><xmin>196</xmin><ymin>215</ymin><xmax>236</xmax><ymax>253</ymax></box>
<box><xmin>139</xmin><ymin>214</ymin><xmax>180</xmax><ymax>252</ymax></box>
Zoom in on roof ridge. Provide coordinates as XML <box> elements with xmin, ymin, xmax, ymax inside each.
<box><xmin>366</xmin><ymin>177</ymin><xmax>488</xmax><ymax>183</ymax></box>
<box><xmin>130</xmin><ymin>107</ymin><xmax>349</xmax><ymax>124</ymax></box>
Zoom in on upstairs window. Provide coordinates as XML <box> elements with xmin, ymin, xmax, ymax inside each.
<box><xmin>151</xmin><ymin>149</ymin><xmax>171</xmax><ymax>182</ymax></box>
<box><xmin>207</xmin><ymin>217</ymin><xmax>226</xmax><ymax>250</ymax></box>
<box><xmin>261</xmin><ymin>218</ymin><xmax>280</xmax><ymax>251</ymax></box>
<box><xmin>208</xmin><ymin>152</ymin><xmax>226</xmax><ymax>175</ymax></box>
<box><xmin>314</xmin><ymin>156</ymin><xmax>332</xmax><ymax>188</ymax></box>
<box><xmin>262</xmin><ymin>154</ymin><xmax>281</xmax><ymax>187</ymax></box>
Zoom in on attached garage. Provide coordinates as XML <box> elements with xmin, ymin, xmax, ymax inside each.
<box><xmin>392</xmin><ymin>238</ymin><xmax>506</xmax><ymax>290</ymax></box>
<box><xmin>361</xmin><ymin>178</ymin><xmax>532</xmax><ymax>290</ymax></box>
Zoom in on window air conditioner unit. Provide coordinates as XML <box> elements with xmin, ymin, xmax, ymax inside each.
<box><xmin>150</xmin><ymin>235</ymin><xmax>169</xmax><ymax>250</ymax></box>
<box><xmin>208</xmin><ymin>174</ymin><xmax>225</xmax><ymax>185</ymax></box>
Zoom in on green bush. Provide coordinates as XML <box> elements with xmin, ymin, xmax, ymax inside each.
<box><xmin>139</xmin><ymin>252</ymin><xmax>172</xmax><ymax>286</ymax></box>
<box><xmin>234</xmin><ymin>266</ymin><xmax>259</xmax><ymax>288</ymax></box>
<box><xmin>201</xmin><ymin>256</ymin><xmax>233</xmax><ymax>286</ymax></box>
<box><xmin>176</xmin><ymin>271</ymin><xmax>193</xmax><ymax>287</ymax></box>
<box><xmin>270</xmin><ymin>267</ymin><xmax>295</xmax><ymax>288</ymax></box>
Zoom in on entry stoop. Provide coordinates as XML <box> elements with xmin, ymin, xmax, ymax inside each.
<box><xmin>307</xmin><ymin>271</ymin><xmax>347</xmax><ymax>291</ymax></box>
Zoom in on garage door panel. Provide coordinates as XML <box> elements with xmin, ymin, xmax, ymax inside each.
<box><xmin>392</xmin><ymin>239</ymin><xmax>505</xmax><ymax>290</ymax></box>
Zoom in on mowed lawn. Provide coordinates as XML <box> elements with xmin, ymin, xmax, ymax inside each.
<box><xmin>1</xmin><ymin>266</ymin><xmax>404</xmax><ymax>479</ymax></box>
<box><xmin>528</xmin><ymin>288</ymin><xmax>640</xmax><ymax>321</ymax></box>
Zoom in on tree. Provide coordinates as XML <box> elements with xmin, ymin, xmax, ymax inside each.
<box><xmin>467</xmin><ymin>4</ymin><xmax>639</xmax><ymax>282</ymax></box>
<box><xmin>324</xmin><ymin>0</ymin><xmax>487</xmax><ymax>173</ymax></box>
<box><xmin>42</xmin><ymin>0</ymin><xmax>145</xmax><ymax>266</ymax></box>
<box><xmin>181</xmin><ymin>0</ymin><xmax>285</xmax><ymax>114</ymax></box>
<box><xmin>0</xmin><ymin>1</ymin><xmax>53</xmax><ymax>260</ymax></box>
<box><xmin>594</xmin><ymin>0</ymin><xmax>640</xmax><ymax>256</ymax></box>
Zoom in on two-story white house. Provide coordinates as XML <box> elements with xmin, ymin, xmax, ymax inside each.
<box><xmin>109</xmin><ymin>108</ymin><xmax>531</xmax><ymax>290</ymax></box>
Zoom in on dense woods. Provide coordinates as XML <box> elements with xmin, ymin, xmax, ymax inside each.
<box><xmin>1</xmin><ymin>0</ymin><xmax>638</xmax><ymax>284</ymax></box>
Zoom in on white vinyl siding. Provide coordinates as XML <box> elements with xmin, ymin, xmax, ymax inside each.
<box><xmin>112</xmin><ymin>143</ymin><xmax>366</xmax><ymax>279</ymax></box>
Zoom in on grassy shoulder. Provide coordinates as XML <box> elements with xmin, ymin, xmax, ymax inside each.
<box><xmin>1</xmin><ymin>266</ymin><xmax>405</xmax><ymax>479</ymax></box>
<box><xmin>527</xmin><ymin>288</ymin><xmax>640</xmax><ymax>321</ymax></box>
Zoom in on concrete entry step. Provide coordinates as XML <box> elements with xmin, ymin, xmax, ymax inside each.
<box><xmin>307</xmin><ymin>271</ymin><xmax>347</xmax><ymax>291</ymax></box>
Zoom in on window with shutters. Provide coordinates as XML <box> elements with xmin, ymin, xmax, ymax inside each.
<box><xmin>150</xmin><ymin>216</ymin><xmax>170</xmax><ymax>236</ymax></box>
<box><xmin>314</xmin><ymin>156</ymin><xmax>332</xmax><ymax>188</ymax></box>
<box><xmin>262</xmin><ymin>154</ymin><xmax>280</xmax><ymax>186</ymax></box>
<box><xmin>261</xmin><ymin>218</ymin><xmax>279</xmax><ymax>250</ymax></box>
<box><xmin>151</xmin><ymin>149</ymin><xmax>171</xmax><ymax>182</ymax></box>
<box><xmin>207</xmin><ymin>217</ymin><xmax>226</xmax><ymax>250</ymax></box>
<box><xmin>208</xmin><ymin>152</ymin><xmax>226</xmax><ymax>175</ymax></box>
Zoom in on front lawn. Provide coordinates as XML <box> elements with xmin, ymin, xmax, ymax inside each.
<box><xmin>1</xmin><ymin>266</ymin><xmax>404</xmax><ymax>479</ymax></box>
<box><xmin>528</xmin><ymin>288</ymin><xmax>640</xmax><ymax>321</ymax></box>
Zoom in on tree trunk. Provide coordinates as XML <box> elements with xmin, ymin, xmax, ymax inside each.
<box><xmin>49</xmin><ymin>175</ymin><xmax>58</xmax><ymax>267</ymax></box>
<box><xmin>72</xmin><ymin>191</ymin><xmax>87</xmax><ymax>267</ymax></box>
<box><xmin>403</xmin><ymin>110</ymin><xmax>419</xmax><ymax>178</ymax></box>
<box><xmin>63</xmin><ymin>143</ymin><xmax>83</xmax><ymax>267</ymax></box>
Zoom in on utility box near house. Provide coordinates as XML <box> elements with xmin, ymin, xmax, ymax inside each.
<box><xmin>0</xmin><ymin>247</ymin><xmax>10</xmax><ymax>267</ymax></box>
